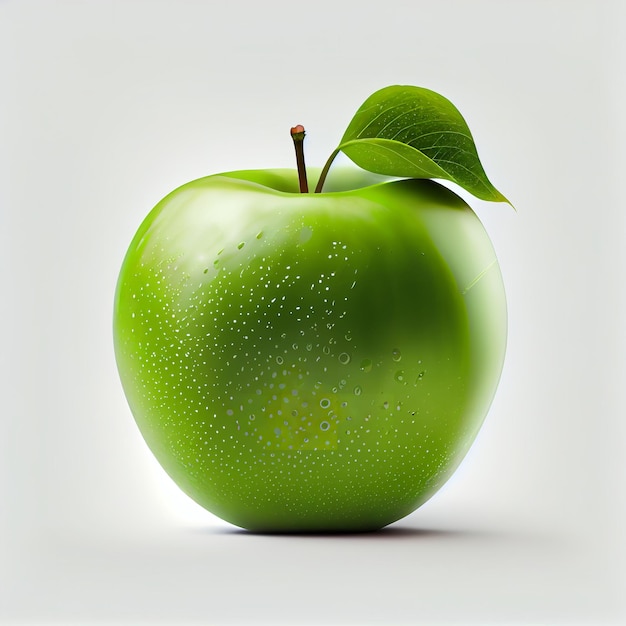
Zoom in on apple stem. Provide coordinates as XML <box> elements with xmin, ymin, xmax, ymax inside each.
<box><xmin>314</xmin><ymin>148</ymin><xmax>340</xmax><ymax>193</ymax></box>
<box><xmin>290</xmin><ymin>125</ymin><xmax>309</xmax><ymax>193</ymax></box>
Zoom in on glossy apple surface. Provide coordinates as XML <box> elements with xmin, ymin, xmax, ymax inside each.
<box><xmin>113</xmin><ymin>168</ymin><xmax>506</xmax><ymax>532</ymax></box>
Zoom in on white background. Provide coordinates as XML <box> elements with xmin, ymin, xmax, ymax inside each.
<box><xmin>1</xmin><ymin>1</ymin><xmax>624</xmax><ymax>624</ymax></box>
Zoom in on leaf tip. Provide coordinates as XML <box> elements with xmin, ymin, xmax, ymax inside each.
<box><xmin>492</xmin><ymin>189</ymin><xmax>515</xmax><ymax>210</ymax></box>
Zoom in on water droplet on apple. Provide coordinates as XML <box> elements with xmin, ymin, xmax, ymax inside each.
<box><xmin>299</xmin><ymin>227</ymin><xmax>313</xmax><ymax>244</ymax></box>
<box><xmin>323</xmin><ymin>346</ymin><xmax>331</xmax><ymax>355</ymax></box>
<box><xmin>213</xmin><ymin>260</ymin><xmax>220</xmax><ymax>268</ymax></box>
<box><xmin>276</xmin><ymin>356</ymin><xmax>284</xmax><ymax>365</ymax></box>
<box><xmin>338</xmin><ymin>352</ymin><xmax>351</xmax><ymax>365</ymax></box>
<box><xmin>360</xmin><ymin>359</ymin><xmax>372</xmax><ymax>372</ymax></box>
<box><xmin>320</xmin><ymin>421</ymin><xmax>330</xmax><ymax>431</ymax></box>
<box><xmin>383</xmin><ymin>401</ymin><xmax>389</xmax><ymax>409</ymax></box>
<box><xmin>394</xmin><ymin>370</ymin><xmax>405</xmax><ymax>383</ymax></box>
<box><xmin>249</xmin><ymin>414</ymin><xmax>256</xmax><ymax>421</ymax></box>
<box><xmin>320</xmin><ymin>398</ymin><xmax>331</xmax><ymax>409</ymax></box>
<box><xmin>237</xmin><ymin>242</ymin><xmax>245</xmax><ymax>250</ymax></box>
<box><xmin>354</xmin><ymin>386</ymin><xmax>362</xmax><ymax>396</ymax></box>
<box><xmin>392</xmin><ymin>349</ymin><xmax>402</xmax><ymax>362</ymax></box>
<box><xmin>256</xmin><ymin>231</ymin><xmax>263</xmax><ymax>239</ymax></box>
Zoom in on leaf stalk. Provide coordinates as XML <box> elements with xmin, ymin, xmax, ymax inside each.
<box><xmin>314</xmin><ymin>148</ymin><xmax>340</xmax><ymax>193</ymax></box>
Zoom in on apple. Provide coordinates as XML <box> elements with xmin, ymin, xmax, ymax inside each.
<box><xmin>114</xmin><ymin>85</ymin><xmax>510</xmax><ymax>532</ymax></box>
<box><xmin>113</xmin><ymin>164</ymin><xmax>507</xmax><ymax>532</ymax></box>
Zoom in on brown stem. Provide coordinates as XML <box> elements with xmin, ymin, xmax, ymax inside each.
<box><xmin>290</xmin><ymin>125</ymin><xmax>309</xmax><ymax>193</ymax></box>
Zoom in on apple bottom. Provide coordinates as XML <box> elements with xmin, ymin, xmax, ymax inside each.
<box><xmin>159</xmin><ymin>274</ymin><xmax>501</xmax><ymax>533</ymax></box>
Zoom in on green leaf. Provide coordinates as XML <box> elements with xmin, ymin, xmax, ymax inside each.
<box><xmin>334</xmin><ymin>85</ymin><xmax>508</xmax><ymax>203</ymax></box>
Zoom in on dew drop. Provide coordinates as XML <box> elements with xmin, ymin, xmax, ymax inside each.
<box><xmin>360</xmin><ymin>359</ymin><xmax>372</xmax><ymax>373</ymax></box>
<box><xmin>276</xmin><ymin>356</ymin><xmax>284</xmax><ymax>365</ymax></box>
<box><xmin>256</xmin><ymin>231</ymin><xmax>263</xmax><ymax>239</ymax></box>
<box><xmin>249</xmin><ymin>414</ymin><xmax>256</xmax><ymax>421</ymax></box>
<box><xmin>305</xmin><ymin>343</ymin><xmax>313</xmax><ymax>351</ymax></box>
<box><xmin>322</xmin><ymin>346</ymin><xmax>331</xmax><ymax>355</ymax></box>
<box><xmin>394</xmin><ymin>370</ymin><xmax>405</xmax><ymax>383</ymax></box>
<box><xmin>354</xmin><ymin>386</ymin><xmax>362</xmax><ymax>396</ymax></box>
<box><xmin>299</xmin><ymin>227</ymin><xmax>313</xmax><ymax>244</ymax></box>
<box><xmin>320</xmin><ymin>398</ymin><xmax>331</xmax><ymax>409</ymax></box>
<box><xmin>237</xmin><ymin>242</ymin><xmax>245</xmax><ymax>250</ymax></box>
<box><xmin>392</xmin><ymin>349</ymin><xmax>402</xmax><ymax>362</ymax></box>
<box><xmin>320</xmin><ymin>421</ymin><xmax>330</xmax><ymax>432</ymax></box>
<box><xmin>338</xmin><ymin>352</ymin><xmax>351</xmax><ymax>365</ymax></box>
<box><xmin>213</xmin><ymin>259</ymin><xmax>220</xmax><ymax>268</ymax></box>
<box><xmin>383</xmin><ymin>401</ymin><xmax>389</xmax><ymax>409</ymax></box>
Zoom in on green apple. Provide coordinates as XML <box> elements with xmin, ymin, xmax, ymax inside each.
<box><xmin>113</xmin><ymin>166</ymin><xmax>506</xmax><ymax>532</ymax></box>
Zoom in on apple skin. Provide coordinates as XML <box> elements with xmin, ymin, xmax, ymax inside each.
<box><xmin>113</xmin><ymin>168</ymin><xmax>506</xmax><ymax>532</ymax></box>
